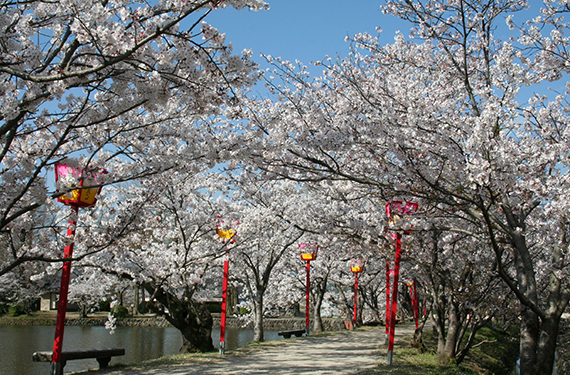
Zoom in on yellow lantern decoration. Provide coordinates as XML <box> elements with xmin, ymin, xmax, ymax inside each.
<box><xmin>350</xmin><ymin>258</ymin><xmax>365</xmax><ymax>273</ymax></box>
<box><xmin>216</xmin><ymin>228</ymin><xmax>235</xmax><ymax>241</ymax></box>
<box><xmin>299</xmin><ymin>243</ymin><xmax>318</xmax><ymax>261</ymax></box>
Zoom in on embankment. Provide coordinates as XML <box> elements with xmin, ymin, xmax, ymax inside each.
<box><xmin>0</xmin><ymin>314</ymin><xmax>346</xmax><ymax>331</ymax></box>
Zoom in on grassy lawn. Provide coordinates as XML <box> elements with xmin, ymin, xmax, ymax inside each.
<box><xmin>357</xmin><ymin>326</ymin><xmax>519</xmax><ymax>375</ymax></box>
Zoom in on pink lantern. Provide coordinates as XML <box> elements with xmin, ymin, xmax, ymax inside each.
<box><xmin>55</xmin><ymin>163</ymin><xmax>105</xmax><ymax>208</ymax></box>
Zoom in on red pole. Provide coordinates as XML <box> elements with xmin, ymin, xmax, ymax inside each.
<box><xmin>305</xmin><ymin>260</ymin><xmax>310</xmax><ymax>335</ymax></box>
<box><xmin>387</xmin><ymin>233</ymin><xmax>402</xmax><ymax>366</ymax></box>
<box><xmin>385</xmin><ymin>261</ymin><xmax>390</xmax><ymax>337</ymax></box>
<box><xmin>52</xmin><ymin>205</ymin><xmax>78</xmax><ymax>375</ymax></box>
<box><xmin>219</xmin><ymin>250</ymin><xmax>229</xmax><ymax>354</ymax></box>
<box><xmin>413</xmin><ymin>280</ymin><xmax>419</xmax><ymax>330</ymax></box>
<box><xmin>353</xmin><ymin>272</ymin><xmax>359</xmax><ymax>329</ymax></box>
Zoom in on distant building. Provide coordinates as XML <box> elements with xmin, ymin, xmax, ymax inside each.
<box><xmin>39</xmin><ymin>291</ymin><xmax>78</xmax><ymax>312</ymax></box>
<box><xmin>39</xmin><ymin>292</ymin><xmax>58</xmax><ymax>311</ymax></box>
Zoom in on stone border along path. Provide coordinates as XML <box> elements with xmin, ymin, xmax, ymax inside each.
<box><xmin>72</xmin><ymin>321</ymin><xmax>420</xmax><ymax>375</ymax></box>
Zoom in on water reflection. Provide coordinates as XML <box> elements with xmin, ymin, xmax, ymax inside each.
<box><xmin>0</xmin><ymin>325</ymin><xmax>280</xmax><ymax>375</ymax></box>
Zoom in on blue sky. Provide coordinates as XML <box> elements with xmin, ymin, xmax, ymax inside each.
<box><xmin>206</xmin><ymin>0</ymin><xmax>406</xmax><ymax>66</ymax></box>
<box><xmin>204</xmin><ymin>1</ymin><xmax>566</xmax><ymax>98</ymax></box>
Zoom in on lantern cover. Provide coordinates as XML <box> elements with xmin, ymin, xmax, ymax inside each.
<box><xmin>299</xmin><ymin>243</ymin><xmax>318</xmax><ymax>261</ymax></box>
<box><xmin>350</xmin><ymin>259</ymin><xmax>365</xmax><ymax>273</ymax></box>
<box><xmin>55</xmin><ymin>163</ymin><xmax>103</xmax><ymax>208</ymax></box>
<box><xmin>216</xmin><ymin>216</ymin><xmax>238</xmax><ymax>243</ymax></box>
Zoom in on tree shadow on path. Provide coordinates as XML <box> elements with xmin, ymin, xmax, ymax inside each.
<box><xmin>78</xmin><ymin>322</ymin><xmax>420</xmax><ymax>375</ymax></box>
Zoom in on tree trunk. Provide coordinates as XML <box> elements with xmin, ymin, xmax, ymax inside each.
<box><xmin>431</xmin><ymin>284</ymin><xmax>447</xmax><ymax>355</ymax></box>
<box><xmin>313</xmin><ymin>292</ymin><xmax>324</xmax><ymax>333</ymax></box>
<box><xmin>178</xmin><ymin>308</ymin><xmax>214</xmax><ymax>353</ymax></box>
<box><xmin>143</xmin><ymin>283</ymin><xmax>214</xmax><ymax>353</ymax></box>
<box><xmin>356</xmin><ymin>293</ymin><xmax>364</xmax><ymax>326</ymax></box>
<box><xmin>455</xmin><ymin>321</ymin><xmax>484</xmax><ymax>365</ymax></box>
<box><xmin>253</xmin><ymin>289</ymin><xmax>264</xmax><ymax>342</ymax></box>
<box><xmin>511</xmin><ymin>233</ymin><xmax>540</xmax><ymax>375</ymax></box>
<box><xmin>133</xmin><ymin>285</ymin><xmax>139</xmax><ymax>316</ymax></box>
<box><xmin>79</xmin><ymin>301</ymin><xmax>89</xmax><ymax>318</ymax></box>
<box><xmin>173</xmin><ymin>301</ymin><xmax>214</xmax><ymax>353</ymax></box>
<box><xmin>441</xmin><ymin>302</ymin><xmax>461</xmax><ymax>363</ymax></box>
<box><xmin>141</xmin><ymin>287</ymin><xmax>146</xmax><ymax>313</ymax></box>
<box><xmin>536</xmin><ymin>314</ymin><xmax>560</xmax><ymax>375</ymax></box>
<box><xmin>312</xmin><ymin>275</ymin><xmax>328</xmax><ymax>333</ymax></box>
<box><xmin>411</xmin><ymin>328</ymin><xmax>426</xmax><ymax>352</ymax></box>
<box><xmin>518</xmin><ymin>306</ymin><xmax>539</xmax><ymax>374</ymax></box>
<box><xmin>411</xmin><ymin>313</ymin><xmax>429</xmax><ymax>352</ymax></box>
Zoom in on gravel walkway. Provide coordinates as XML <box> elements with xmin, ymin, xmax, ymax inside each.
<box><xmin>74</xmin><ymin>322</ymin><xmax>419</xmax><ymax>375</ymax></box>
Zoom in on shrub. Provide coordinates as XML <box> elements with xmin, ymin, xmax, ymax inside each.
<box><xmin>98</xmin><ymin>300</ymin><xmax>111</xmax><ymax>311</ymax></box>
<box><xmin>111</xmin><ymin>305</ymin><xmax>130</xmax><ymax>318</ymax></box>
<box><xmin>206</xmin><ymin>303</ymin><xmax>222</xmax><ymax>314</ymax></box>
<box><xmin>8</xmin><ymin>304</ymin><xmax>24</xmax><ymax>317</ymax></box>
<box><xmin>137</xmin><ymin>302</ymin><xmax>147</xmax><ymax>313</ymax></box>
<box><xmin>239</xmin><ymin>307</ymin><xmax>250</xmax><ymax>315</ymax></box>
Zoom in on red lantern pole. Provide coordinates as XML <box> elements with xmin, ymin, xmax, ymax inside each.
<box><xmin>215</xmin><ymin>216</ymin><xmax>238</xmax><ymax>355</ymax></box>
<box><xmin>349</xmin><ymin>259</ymin><xmax>364</xmax><ymax>330</ymax></box>
<box><xmin>385</xmin><ymin>200</ymin><xmax>418</xmax><ymax>365</ymax></box>
<box><xmin>52</xmin><ymin>163</ymin><xmax>105</xmax><ymax>375</ymax></box>
<box><xmin>385</xmin><ymin>261</ymin><xmax>390</xmax><ymax>341</ymax></box>
<box><xmin>51</xmin><ymin>205</ymin><xmax>78</xmax><ymax>375</ymax></box>
<box><xmin>305</xmin><ymin>260</ymin><xmax>311</xmax><ymax>335</ymax></box>
<box><xmin>387</xmin><ymin>233</ymin><xmax>402</xmax><ymax>366</ymax></box>
<box><xmin>299</xmin><ymin>243</ymin><xmax>318</xmax><ymax>335</ymax></box>
<box><xmin>219</xmin><ymin>249</ymin><xmax>229</xmax><ymax>354</ymax></box>
<box><xmin>353</xmin><ymin>271</ymin><xmax>359</xmax><ymax>328</ymax></box>
<box><xmin>413</xmin><ymin>280</ymin><xmax>419</xmax><ymax>330</ymax></box>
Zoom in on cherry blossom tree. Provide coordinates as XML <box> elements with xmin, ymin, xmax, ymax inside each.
<box><xmin>240</xmin><ymin>1</ymin><xmax>569</xmax><ymax>373</ymax></box>
<box><xmin>228</xmin><ymin>179</ymin><xmax>306</xmax><ymax>341</ymax></box>
<box><xmin>75</xmin><ymin>171</ymin><xmax>233</xmax><ymax>352</ymax></box>
<box><xmin>356</xmin><ymin>251</ymin><xmax>391</xmax><ymax>325</ymax></box>
<box><xmin>0</xmin><ymin>0</ymin><xmax>266</xmax><ymax>277</ymax></box>
<box><xmin>412</xmin><ymin>219</ymin><xmax>517</xmax><ymax>364</ymax></box>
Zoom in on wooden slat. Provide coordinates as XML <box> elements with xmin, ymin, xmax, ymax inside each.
<box><xmin>33</xmin><ymin>347</ymin><xmax>125</xmax><ymax>362</ymax></box>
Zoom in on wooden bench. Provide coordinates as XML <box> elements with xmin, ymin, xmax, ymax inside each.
<box><xmin>33</xmin><ymin>347</ymin><xmax>125</xmax><ymax>370</ymax></box>
<box><xmin>277</xmin><ymin>329</ymin><xmax>306</xmax><ymax>338</ymax></box>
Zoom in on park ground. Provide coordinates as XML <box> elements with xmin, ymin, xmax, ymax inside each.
<box><xmin>69</xmin><ymin>321</ymin><xmax>523</xmax><ymax>375</ymax></box>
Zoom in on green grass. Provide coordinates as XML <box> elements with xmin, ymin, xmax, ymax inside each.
<box><xmin>355</xmin><ymin>346</ymin><xmax>479</xmax><ymax>375</ymax></box>
<box><xmin>0</xmin><ymin>312</ymin><xmax>55</xmax><ymax>326</ymax></box>
<box><xmin>461</xmin><ymin>327</ymin><xmax>519</xmax><ymax>375</ymax></box>
<box><xmin>355</xmin><ymin>325</ymin><xmax>518</xmax><ymax>375</ymax></box>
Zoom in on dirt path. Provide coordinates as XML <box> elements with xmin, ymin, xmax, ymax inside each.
<box><xmin>76</xmin><ymin>322</ymin><xmax>419</xmax><ymax>375</ymax></box>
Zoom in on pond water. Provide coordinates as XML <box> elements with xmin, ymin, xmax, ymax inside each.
<box><xmin>0</xmin><ymin>325</ymin><xmax>281</xmax><ymax>375</ymax></box>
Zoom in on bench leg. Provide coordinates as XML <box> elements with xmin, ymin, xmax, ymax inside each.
<box><xmin>96</xmin><ymin>357</ymin><xmax>112</xmax><ymax>369</ymax></box>
<box><xmin>283</xmin><ymin>334</ymin><xmax>291</xmax><ymax>339</ymax></box>
<box><xmin>294</xmin><ymin>332</ymin><xmax>303</xmax><ymax>337</ymax></box>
